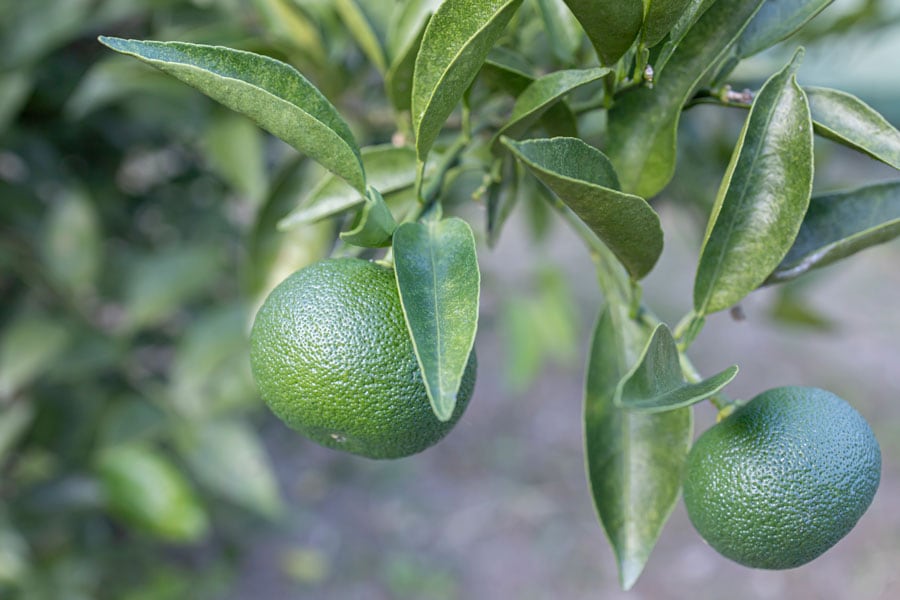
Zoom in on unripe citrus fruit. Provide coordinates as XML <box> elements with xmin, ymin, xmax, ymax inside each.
<box><xmin>249</xmin><ymin>258</ymin><xmax>476</xmax><ymax>459</ymax></box>
<box><xmin>683</xmin><ymin>386</ymin><xmax>880</xmax><ymax>569</ymax></box>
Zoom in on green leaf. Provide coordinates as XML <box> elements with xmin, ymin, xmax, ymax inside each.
<box><xmin>99</xmin><ymin>37</ymin><xmax>366</xmax><ymax>193</ymax></box>
<box><xmin>41</xmin><ymin>187</ymin><xmax>102</xmax><ymax>299</ymax></box>
<box><xmin>0</xmin><ymin>70</ymin><xmax>31</xmax><ymax>132</ymax></box>
<box><xmin>615</xmin><ymin>324</ymin><xmax>738</xmax><ymax>413</ymax></box>
<box><xmin>480</xmin><ymin>47</ymin><xmax>534</xmax><ymax>95</ymax></box>
<box><xmin>806</xmin><ymin>87</ymin><xmax>900</xmax><ymax>171</ymax></box>
<box><xmin>335</xmin><ymin>0</ymin><xmax>387</xmax><ymax>73</ymax></box>
<box><xmin>487</xmin><ymin>157</ymin><xmax>520</xmax><ymax>247</ymax></box>
<box><xmin>412</xmin><ymin>0</ymin><xmax>524</xmax><ymax>160</ymax></box>
<box><xmin>641</xmin><ymin>0</ymin><xmax>694</xmax><ymax>48</ymax></box>
<box><xmin>652</xmin><ymin>0</ymin><xmax>717</xmax><ymax>73</ymax></box>
<box><xmin>535</xmin><ymin>0</ymin><xmax>583</xmax><ymax>63</ymax></box>
<box><xmin>393</xmin><ymin>218</ymin><xmax>480</xmax><ymax>421</ymax></box>
<box><xmin>0</xmin><ymin>402</ymin><xmax>34</xmax><ymax>464</ymax></box>
<box><xmin>0</xmin><ymin>317</ymin><xmax>70</xmax><ymax>399</ymax></box>
<box><xmin>606</xmin><ymin>0</ymin><xmax>765</xmax><ymax>197</ymax></box>
<box><xmin>585</xmin><ymin>305</ymin><xmax>692</xmax><ymax>590</ymax></box>
<box><xmin>254</xmin><ymin>0</ymin><xmax>328</xmax><ymax>67</ymax></box>
<box><xmin>492</xmin><ymin>67</ymin><xmax>609</xmax><ymax>149</ymax></box>
<box><xmin>339</xmin><ymin>187</ymin><xmax>398</xmax><ymax>247</ymax></box>
<box><xmin>202</xmin><ymin>110</ymin><xmax>268</xmax><ymax>203</ymax></box>
<box><xmin>563</xmin><ymin>0</ymin><xmax>643</xmax><ymax>66</ymax></box>
<box><xmin>737</xmin><ymin>0</ymin><xmax>833</xmax><ymax>59</ymax></box>
<box><xmin>97</xmin><ymin>444</ymin><xmax>209</xmax><ymax>542</ymax></box>
<box><xmin>769</xmin><ymin>181</ymin><xmax>900</xmax><ymax>284</ymax></box>
<box><xmin>178</xmin><ymin>420</ymin><xmax>283</xmax><ymax>519</ymax></box>
<box><xmin>502</xmin><ymin>137</ymin><xmax>663</xmax><ymax>280</ymax></box>
<box><xmin>694</xmin><ymin>50</ymin><xmax>813</xmax><ymax>315</ymax></box>
<box><xmin>385</xmin><ymin>0</ymin><xmax>440</xmax><ymax>111</ymax></box>
<box><xmin>279</xmin><ymin>145</ymin><xmax>421</xmax><ymax>229</ymax></box>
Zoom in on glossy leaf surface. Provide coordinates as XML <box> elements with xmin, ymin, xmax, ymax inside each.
<box><xmin>503</xmin><ymin>137</ymin><xmax>663</xmax><ymax>279</ymax></box>
<box><xmin>99</xmin><ymin>37</ymin><xmax>366</xmax><ymax>192</ymax></box>
<box><xmin>412</xmin><ymin>0</ymin><xmax>524</xmax><ymax>160</ymax></box>
<box><xmin>585</xmin><ymin>305</ymin><xmax>692</xmax><ymax>590</ymax></box>
<box><xmin>393</xmin><ymin>218</ymin><xmax>480</xmax><ymax>421</ymax></box>
<box><xmin>606</xmin><ymin>0</ymin><xmax>765</xmax><ymax>197</ymax></box>
<box><xmin>694</xmin><ymin>51</ymin><xmax>812</xmax><ymax>315</ymax></box>
<box><xmin>770</xmin><ymin>181</ymin><xmax>900</xmax><ymax>283</ymax></box>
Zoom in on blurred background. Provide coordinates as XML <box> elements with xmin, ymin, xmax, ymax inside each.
<box><xmin>1</xmin><ymin>0</ymin><xmax>899</xmax><ymax>598</ymax></box>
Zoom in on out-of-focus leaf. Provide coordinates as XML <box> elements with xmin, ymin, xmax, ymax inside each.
<box><xmin>769</xmin><ymin>181</ymin><xmax>900</xmax><ymax>284</ymax></box>
<box><xmin>0</xmin><ymin>0</ymin><xmax>94</xmax><ymax>70</ymax></box>
<box><xmin>736</xmin><ymin>0</ymin><xmax>833</xmax><ymax>59</ymax></box>
<box><xmin>535</xmin><ymin>0</ymin><xmax>583</xmax><ymax>63</ymax></box>
<box><xmin>492</xmin><ymin>67</ymin><xmax>608</xmax><ymax>149</ymax></box>
<box><xmin>203</xmin><ymin>110</ymin><xmax>267</xmax><ymax>203</ymax></box>
<box><xmin>585</xmin><ymin>305</ymin><xmax>692</xmax><ymax>590</ymax></box>
<box><xmin>99</xmin><ymin>37</ymin><xmax>367</xmax><ymax>193</ymax></box>
<box><xmin>0</xmin><ymin>70</ymin><xmax>32</xmax><ymax>132</ymax></box>
<box><xmin>806</xmin><ymin>87</ymin><xmax>900</xmax><ymax>171</ymax></box>
<box><xmin>694</xmin><ymin>51</ymin><xmax>812</xmax><ymax>315</ymax></box>
<box><xmin>642</xmin><ymin>0</ymin><xmax>694</xmax><ymax>48</ymax></box>
<box><xmin>0</xmin><ymin>401</ymin><xmax>34</xmax><ymax>464</ymax></box>
<box><xmin>393</xmin><ymin>218</ymin><xmax>480</xmax><ymax>421</ymax></box>
<box><xmin>98</xmin><ymin>399</ymin><xmax>168</xmax><ymax>448</ymax></box>
<box><xmin>253</xmin><ymin>0</ymin><xmax>328</xmax><ymax>66</ymax></box>
<box><xmin>480</xmin><ymin>47</ymin><xmax>534</xmax><ymax>95</ymax></box>
<box><xmin>503</xmin><ymin>137</ymin><xmax>663</xmax><ymax>279</ymax></box>
<box><xmin>412</xmin><ymin>0</ymin><xmax>524</xmax><ymax>160</ymax></box>
<box><xmin>169</xmin><ymin>305</ymin><xmax>257</xmax><ymax>418</ymax></box>
<box><xmin>487</xmin><ymin>157</ymin><xmax>520</xmax><ymax>247</ymax></box>
<box><xmin>335</xmin><ymin>0</ymin><xmax>387</xmax><ymax>73</ymax></box>
<box><xmin>0</xmin><ymin>317</ymin><xmax>70</xmax><ymax>398</ymax></box>
<box><xmin>0</xmin><ymin>522</ymin><xmax>29</xmax><ymax>585</ymax></box>
<box><xmin>606</xmin><ymin>0</ymin><xmax>765</xmax><ymax>197</ymax></box>
<box><xmin>96</xmin><ymin>444</ymin><xmax>209</xmax><ymax>542</ymax></box>
<box><xmin>178</xmin><ymin>420</ymin><xmax>283</xmax><ymax>518</ymax></box>
<box><xmin>615</xmin><ymin>324</ymin><xmax>738</xmax><ymax>412</ymax></box>
<box><xmin>385</xmin><ymin>0</ymin><xmax>440</xmax><ymax>111</ymax></box>
<box><xmin>563</xmin><ymin>0</ymin><xmax>643</xmax><ymax>66</ymax></box>
<box><xmin>280</xmin><ymin>145</ymin><xmax>419</xmax><ymax>229</ymax></box>
<box><xmin>122</xmin><ymin>246</ymin><xmax>222</xmax><ymax>332</ymax></box>
<box><xmin>41</xmin><ymin>188</ymin><xmax>102</xmax><ymax>299</ymax></box>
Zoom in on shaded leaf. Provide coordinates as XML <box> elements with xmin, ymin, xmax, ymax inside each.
<box><xmin>280</xmin><ymin>145</ymin><xmax>420</xmax><ymax>229</ymax></box>
<box><xmin>339</xmin><ymin>187</ymin><xmax>398</xmax><ymax>247</ymax></box>
<box><xmin>585</xmin><ymin>305</ymin><xmax>692</xmax><ymax>590</ymax></box>
<box><xmin>480</xmin><ymin>47</ymin><xmax>534</xmax><ymax>95</ymax></box>
<box><xmin>769</xmin><ymin>181</ymin><xmax>900</xmax><ymax>283</ymax></box>
<box><xmin>202</xmin><ymin>110</ymin><xmax>267</xmax><ymax>203</ymax></box>
<box><xmin>535</xmin><ymin>0</ymin><xmax>583</xmax><ymax>63</ymax></box>
<box><xmin>41</xmin><ymin>187</ymin><xmax>102</xmax><ymax>299</ymax></box>
<box><xmin>385</xmin><ymin>0</ymin><xmax>440</xmax><ymax>111</ymax></box>
<box><xmin>335</xmin><ymin>0</ymin><xmax>387</xmax><ymax>73</ymax></box>
<box><xmin>807</xmin><ymin>87</ymin><xmax>900</xmax><ymax>170</ymax></box>
<box><xmin>652</xmin><ymin>0</ymin><xmax>717</xmax><ymax>74</ymax></box>
<box><xmin>178</xmin><ymin>420</ymin><xmax>283</xmax><ymax>519</ymax></box>
<box><xmin>615</xmin><ymin>324</ymin><xmax>738</xmax><ymax>413</ymax></box>
<box><xmin>393</xmin><ymin>218</ymin><xmax>480</xmax><ymax>421</ymax></box>
<box><xmin>0</xmin><ymin>317</ymin><xmax>70</xmax><ymax>398</ymax></box>
<box><xmin>563</xmin><ymin>0</ymin><xmax>643</xmax><ymax>66</ymax></box>
<box><xmin>487</xmin><ymin>157</ymin><xmax>520</xmax><ymax>247</ymax></box>
<box><xmin>694</xmin><ymin>50</ymin><xmax>812</xmax><ymax>315</ymax></box>
<box><xmin>737</xmin><ymin>0</ymin><xmax>833</xmax><ymax>59</ymax></box>
<box><xmin>642</xmin><ymin>0</ymin><xmax>694</xmax><ymax>48</ymax></box>
<box><xmin>502</xmin><ymin>137</ymin><xmax>663</xmax><ymax>279</ymax></box>
<box><xmin>606</xmin><ymin>0</ymin><xmax>766</xmax><ymax>197</ymax></box>
<box><xmin>254</xmin><ymin>0</ymin><xmax>328</xmax><ymax>66</ymax></box>
<box><xmin>0</xmin><ymin>402</ymin><xmax>35</xmax><ymax>464</ymax></box>
<box><xmin>97</xmin><ymin>444</ymin><xmax>209</xmax><ymax>542</ymax></box>
<box><xmin>492</xmin><ymin>67</ymin><xmax>609</xmax><ymax>149</ymax></box>
<box><xmin>412</xmin><ymin>0</ymin><xmax>524</xmax><ymax>160</ymax></box>
<box><xmin>99</xmin><ymin>37</ymin><xmax>366</xmax><ymax>192</ymax></box>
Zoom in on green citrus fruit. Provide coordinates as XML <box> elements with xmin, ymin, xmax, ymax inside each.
<box><xmin>249</xmin><ymin>258</ymin><xmax>476</xmax><ymax>459</ymax></box>
<box><xmin>683</xmin><ymin>386</ymin><xmax>880</xmax><ymax>569</ymax></box>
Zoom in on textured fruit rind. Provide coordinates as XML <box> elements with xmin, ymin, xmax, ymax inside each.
<box><xmin>683</xmin><ymin>386</ymin><xmax>881</xmax><ymax>569</ymax></box>
<box><xmin>250</xmin><ymin>258</ymin><xmax>476</xmax><ymax>459</ymax></box>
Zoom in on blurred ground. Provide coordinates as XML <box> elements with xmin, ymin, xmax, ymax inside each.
<box><xmin>226</xmin><ymin>152</ymin><xmax>900</xmax><ymax>599</ymax></box>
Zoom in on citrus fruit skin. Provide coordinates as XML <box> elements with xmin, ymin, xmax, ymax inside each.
<box><xmin>683</xmin><ymin>386</ymin><xmax>880</xmax><ymax>570</ymax></box>
<box><xmin>250</xmin><ymin>258</ymin><xmax>476</xmax><ymax>459</ymax></box>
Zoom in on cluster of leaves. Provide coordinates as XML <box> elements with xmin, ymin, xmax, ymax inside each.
<box><xmin>4</xmin><ymin>0</ymin><xmax>900</xmax><ymax>595</ymax></box>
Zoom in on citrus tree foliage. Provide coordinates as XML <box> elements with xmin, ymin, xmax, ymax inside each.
<box><xmin>3</xmin><ymin>0</ymin><xmax>900</xmax><ymax>595</ymax></box>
